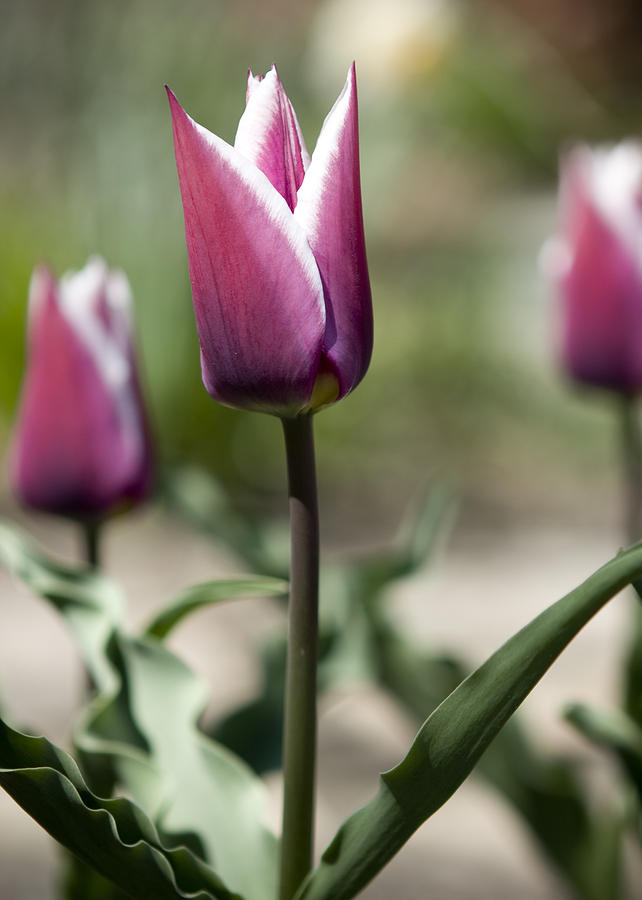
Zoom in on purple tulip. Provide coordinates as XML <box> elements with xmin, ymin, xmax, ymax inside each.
<box><xmin>10</xmin><ymin>258</ymin><xmax>153</xmax><ymax>519</ymax></box>
<box><xmin>167</xmin><ymin>63</ymin><xmax>372</xmax><ymax>416</ymax></box>
<box><xmin>547</xmin><ymin>143</ymin><xmax>642</xmax><ymax>393</ymax></box>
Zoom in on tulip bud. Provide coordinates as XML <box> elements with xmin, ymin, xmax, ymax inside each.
<box><xmin>10</xmin><ymin>258</ymin><xmax>153</xmax><ymax>519</ymax></box>
<box><xmin>546</xmin><ymin>143</ymin><xmax>642</xmax><ymax>393</ymax></box>
<box><xmin>167</xmin><ymin>63</ymin><xmax>373</xmax><ymax>417</ymax></box>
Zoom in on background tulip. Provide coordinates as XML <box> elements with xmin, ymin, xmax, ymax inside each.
<box><xmin>168</xmin><ymin>63</ymin><xmax>373</xmax><ymax>417</ymax></box>
<box><xmin>10</xmin><ymin>257</ymin><xmax>152</xmax><ymax>521</ymax></box>
<box><xmin>548</xmin><ymin>143</ymin><xmax>642</xmax><ymax>394</ymax></box>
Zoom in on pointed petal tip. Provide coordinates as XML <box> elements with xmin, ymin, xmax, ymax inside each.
<box><xmin>30</xmin><ymin>263</ymin><xmax>57</xmax><ymax>297</ymax></box>
<box><xmin>165</xmin><ymin>86</ymin><xmax>186</xmax><ymax>118</ymax></box>
<box><xmin>28</xmin><ymin>264</ymin><xmax>58</xmax><ymax>322</ymax></box>
<box><xmin>166</xmin><ymin>87</ymin><xmax>198</xmax><ymax>137</ymax></box>
<box><xmin>346</xmin><ymin>61</ymin><xmax>357</xmax><ymax>93</ymax></box>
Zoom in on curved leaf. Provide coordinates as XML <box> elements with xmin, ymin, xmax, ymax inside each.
<box><xmin>107</xmin><ymin>634</ymin><xmax>279</xmax><ymax>897</ymax></box>
<box><xmin>0</xmin><ymin>520</ymin><xmax>278</xmax><ymax>900</ymax></box>
<box><xmin>0</xmin><ymin>520</ymin><xmax>124</xmax><ymax>692</ymax></box>
<box><xmin>0</xmin><ymin>718</ymin><xmax>240</xmax><ymax>900</ymax></box>
<box><xmin>374</xmin><ymin>627</ymin><xmax>623</xmax><ymax>900</ymax></box>
<box><xmin>346</xmin><ymin>485</ymin><xmax>455</xmax><ymax>603</ymax></box>
<box><xmin>566</xmin><ymin>702</ymin><xmax>642</xmax><ymax>800</ymax></box>
<box><xmin>296</xmin><ymin>540</ymin><xmax>642</xmax><ymax>900</ymax></box>
<box><xmin>144</xmin><ymin>577</ymin><xmax>287</xmax><ymax>639</ymax></box>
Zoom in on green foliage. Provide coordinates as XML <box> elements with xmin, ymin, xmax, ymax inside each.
<box><xmin>167</xmin><ymin>470</ymin><xmax>635</xmax><ymax>898</ymax></box>
<box><xmin>0</xmin><ymin>520</ymin><xmax>278</xmax><ymax>900</ymax></box>
<box><xmin>3</xmin><ymin>502</ymin><xmax>642</xmax><ymax>899</ymax></box>
<box><xmin>0</xmin><ymin>722</ymin><xmax>240</xmax><ymax>900</ymax></box>
<box><xmin>566</xmin><ymin>703</ymin><xmax>642</xmax><ymax>803</ymax></box>
<box><xmin>167</xmin><ymin>470</ymin><xmax>638</xmax><ymax>898</ymax></box>
<box><xmin>295</xmin><ymin>539</ymin><xmax>642</xmax><ymax>900</ymax></box>
<box><xmin>144</xmin><ymin>576</ymin><xmax>287</xmax><ymax>639</ymax></box>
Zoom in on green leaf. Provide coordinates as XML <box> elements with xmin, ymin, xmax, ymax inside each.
<box><xmin>296</xmin><ymin>541</ymin><xmax>642</xmax><ymax>900</ymax></box>
<box><xmin>0</xmin><ymin>520</ymin><xmax>278</xmax><ymax>900</ymax></box>
<box><xmin>0</xmin><ymin>718</ymin><xmax>241</xmax><ymax>900</ymax></box>
<box><xmin>477</xmin><ymin>716</ymin><xmax>623</xmax><ymax>900</ymax></box>
<box><xmin>565</xmin><ymin>702</ymin><xmax>642</xmax><ymax>800</ymax></box>
<box><xmin>62</xmin><ymin>855</ymin><xmax>134</xmax><ymax>900</ymax></box>
<box><xmin>108</xmin><ymin>634</ymin><xmax>279</xmax><ymax>899</ymax></box>
<box><xmin>0</xmin><ymin>520</ymin><xmax>124</xmax><ymax>693</ymax></box>
<box><xmin>211</xmin><ymin>639</ymin><xmax>286</xmax><ymax>775</ymax></box>
<box><xmin>344</xmin><ymin>485</ymin><xmax>455</xmax><ymax>606</ymax></box>
<box><xmin>162</xmin><ymin>466</ymin><xmax>289</xmax><ymax>578</ymax></box>
<box><xmin>144</xmin><ymin>577</ymin><xmax>287</xmax><ymax>639</ymax></box>
<box><xmin>374</xmin><ymin>627</ymin><xmax>622</xmax><ymax>900</ymax></box>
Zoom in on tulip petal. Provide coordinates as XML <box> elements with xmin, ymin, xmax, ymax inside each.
<box><xmin>11</xmin><ymin>268</ymin><xmax>146</xmax><ymax>516</ymax></box>
<box><xmin>234</xmin><ymin>67</ymin><xmax>310</xmax><ymax>211</ymax></box>
<box><xmin>560</xmin><ymin>177</ymin><xmax>642</xmax><ymax>392</ymax></box>
<box><xmin>234</xmin><ymin>66</ymin><xmax>310</xmax><ymax>209</ymax></box>
<box><xmin>294</xmin><ymin>63</ymin><xmax>373</xmax><ymax>400</ymax></box>
<box><xmin>167</xmin><ymin>88</ymin><xmax>326</xmax><ymax>414</ymax></box>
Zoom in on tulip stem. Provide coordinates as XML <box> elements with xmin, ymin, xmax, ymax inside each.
<box><xmin>279</xmin><ymin>414</ymin><xmax>319</xmax><ymax>900</ymax></box>
<box><xmin>620</xmin><ymin>396</ymin><xmax>642</xmax><ymax>546</ymax></box>
<box><xmin>81</xmin><ymin>520</ymin><xmax>102</xmax><ymax>569</ymax></box>
<box><xmin>618</xmin><ymin>396</ymin><xmax>642</xmax><ymax>726</ymax></box>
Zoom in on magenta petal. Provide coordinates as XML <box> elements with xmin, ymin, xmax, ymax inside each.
<box><xmin>294</xmin><ymin>63</ymin><xmax>373</xmax><ymax>400</ymax></box>
<box><xmin>167</xmin><ymin>88</ymin><xmax>325</xmax><ymax>414</ymax></box>
<box><xmin>10</xmin><ymin>265</ymin><xmax>151</xmax><ymax>517</ymax></box>
<box><xmin>561</xmin><ymin>187</ymin><xmax>642</xmax><ymax>392</ymax></box>
<box><xmin>234</xmin><ymin>67</ymin><xmax>310</xmax><ymax>211</ymax></box>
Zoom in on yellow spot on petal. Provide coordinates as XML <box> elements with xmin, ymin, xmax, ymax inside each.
<box><xmin>305</xmin><ymin>369</ymin><xmax>340</xmax><ymax>413</ymax></box>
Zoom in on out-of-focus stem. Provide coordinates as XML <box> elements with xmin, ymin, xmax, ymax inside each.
<box><xmin>620</xmin><ymin>396</ymin><xmax>642</xmax><ymax>545</ymax></box>
<box><xmin>279</xmin><ymin>414</ymin><xmax>319</xmax><ymax>900</ymax></box>
<box><xmin>618</xmin><ymin>396</ymin><xmax>642</xmax><ymax>725</ymax></box>
<box><xmin>82</xmin><ymin>519</ymin><xmax>102</xmax><ymax>569</ymax></box>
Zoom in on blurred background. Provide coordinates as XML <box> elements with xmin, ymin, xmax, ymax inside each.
<box><xmin>2</xmin><ymin>0</ymin><xmax>642</xmax><ymax>897</ymax></box>
<box><xmin>2</xmin><ymin>0</ymin><xmax>642</xmax><ymax>531</ymax></box>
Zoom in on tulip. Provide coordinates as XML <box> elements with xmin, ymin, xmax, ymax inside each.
<box><xmin>167</xmin><ymin>63</ymin><xmax>372</xmax><ymax>416</ymax></box>
<box><xmin>10</xmin><ymin>258</ymin><xmax>153</xmax><ymax>520</ymax></box>
<box><xmin>547</xmin><ymin>143</ymin><xmax>642</xmax><ymax>393</ymax></box>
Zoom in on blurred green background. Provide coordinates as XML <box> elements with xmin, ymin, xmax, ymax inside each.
<box><xmin>2</xmin><ymin>0</ymin><xmax>642</xmax><ymax>538</ymax></box>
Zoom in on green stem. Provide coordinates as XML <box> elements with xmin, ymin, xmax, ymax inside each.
<box><xmin>81</xmin><ymin>520</ymin><xmax>101</xmax><ymax>569</ymax></box>
<box><xmin>618</xmin><ymin>396</ymin><xmax>642</xmax><ymax>726</ymax></box>
<box><xmin>279</xmin><ymin>414</ymin><xmax>320</xmax><ymax>900</ymax></box>
<box><xmin>619</xmin><ymin>396</ymin><xmax>642</xmax><ymax>545</ymax></box>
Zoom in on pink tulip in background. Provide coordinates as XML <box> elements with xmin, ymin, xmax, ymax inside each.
<box><xmin>167</xmin><ymin>63</ymin><xmax>372</xmax><ymax>416</ymax></box>
<box><xmin>11</xmin><ymin>258</ymin><xmax>153</xmax><ymax>518</ymax></box>
<box><xmin>548</xmin><ymin>143</ymin><xmax>642</xmax><ymax>393</ymax></box>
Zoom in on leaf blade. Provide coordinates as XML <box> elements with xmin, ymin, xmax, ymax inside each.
<box><xmin>297</xmin><ymin>541</ymin><xmax>642</xmax><ymax>900</ymax></box>
<box><xmin>144</xmin><ymin>577</ymin><xmax>287</xmax><ymax>639</ymax></box>
<box><xmin>0</xmin><ymin>718</ymin><xmax>241</xmax><ymax>900</ymax></box>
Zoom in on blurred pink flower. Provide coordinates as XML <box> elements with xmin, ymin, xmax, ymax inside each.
<box><xmin>11</xmin><ymin>258</ymin><xmax>153</xmax><ymax>518</ymax></box>
<box><xmin>167</xmin><ymin>63</ymin><xmax>372</xmax><ymax>416</ymax></box>
<box><xmin>547</xmin><ymin>143</ymin><xmax>642</xmax><ymax>393</ymax></box>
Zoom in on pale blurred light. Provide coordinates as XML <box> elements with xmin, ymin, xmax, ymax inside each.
<box><xmin>306</xmin><ymin>0</ymin><xmax>460</xmax><ymax>100</ymax></box>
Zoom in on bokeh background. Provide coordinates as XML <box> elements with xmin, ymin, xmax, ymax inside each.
<box><xmin>2</xmin><ymin>0</ymin><xmax>642</xmax><ymax>898</ymax></box>
<box><xmin>2</xmin><ymin>0</ymin><xmax>642</xmax><ymax>529</ymax></box>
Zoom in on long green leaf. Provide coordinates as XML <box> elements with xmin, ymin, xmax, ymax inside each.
<box><xmin>375</xmin><ymin>628</ymin><xmax>623</xmax><ymax>900</ymax></box>
<box><xmin>296</xmin><ymin>541</ymin><xmax>642</xmax><ymax>900</ymax></box>
<box><xmin>144</xmin><ymin>577</ymin><xmax>287</xmax><ymax>639</ymax></box>
<box><xmin>0</xmin><ymin>520</ymin><xmax>278</xmax><ymax>900</ymax></box>
<box><xmin>0</xmin><ymin>718</ymin><xmax>240</xmax><ymax>900</ymax></box>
